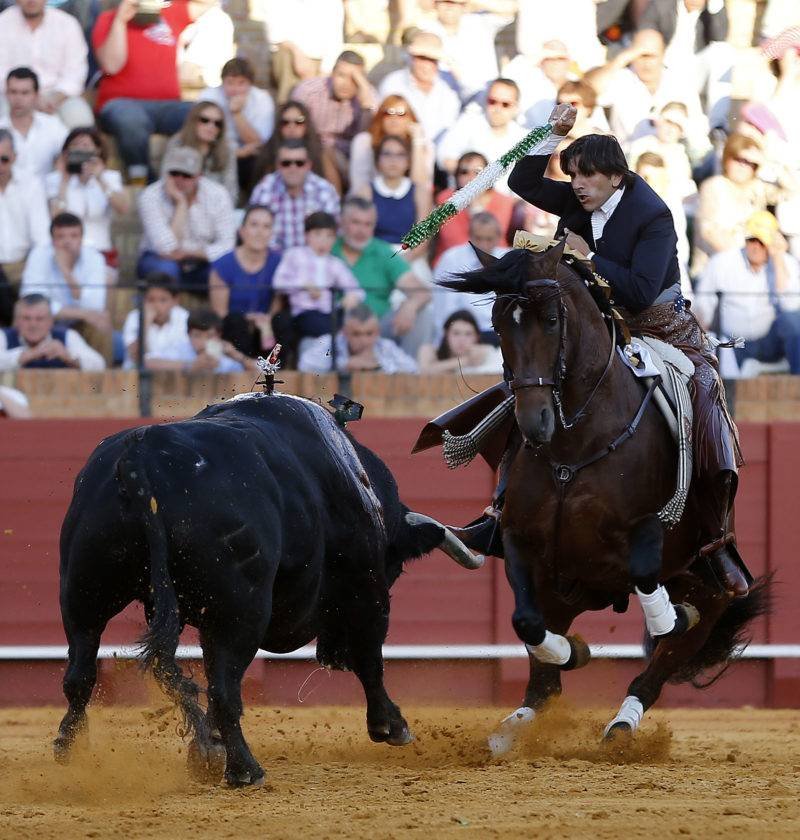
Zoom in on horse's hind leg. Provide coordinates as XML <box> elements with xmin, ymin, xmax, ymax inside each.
<box><xmin>54</xmin><ymin>622</ymin><xmax>104</xmax><ymax>762</ymax></box>
<box><xmin>630</xmin><ymin>515</ymin><xmax>699</xmax><ymax>638</ymax></box>
<box><xmin>604</xmin><ymin>577</ymin><xmax>730</xmax><ymax>741</ymax></box>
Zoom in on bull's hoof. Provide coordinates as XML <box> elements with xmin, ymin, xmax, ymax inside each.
<box><xmin>560</xmin><ymin>635</ymin><xmax>591</xmax><ymax>671</ymax></box>
<box><xmin>603</xmin><ymin>721</ymin><xmax>634</xmax><ymax>743</ymax></box>
<box><xmin>225</xmin><ymin>768</ymin><xmax>265</xmax><ymax>788</ymax></box>
<box><xmin>53</xmin><ymin>736</ymin><xmax>72</xmax><ymax>764</ymax></box>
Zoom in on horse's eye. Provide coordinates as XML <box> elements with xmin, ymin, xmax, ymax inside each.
<box><xmin>546</xmin><ymin>315</ymin><xmax>558</xmax><ymax>327</ymax></box>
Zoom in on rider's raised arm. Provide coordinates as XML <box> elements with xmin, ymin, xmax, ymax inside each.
<box><xmin>592</xmin><ymin>208</ymin><xmax>677</xmax><ymax>314</ymax></box>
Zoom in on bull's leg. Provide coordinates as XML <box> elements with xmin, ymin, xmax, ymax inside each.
<box><xmin>604</xmin><ymin>578</ymin><xmax>731</xmax><ymax>741</ymax></box>
<box><xmin>201</xmin><ymin>632</ymin><xmax>264</xmax><ymax>787</ymax></box>
<box><xmin>54</xmin><ymin>623</ymin><xmax>103</xmax><ymax>762</ymax></box>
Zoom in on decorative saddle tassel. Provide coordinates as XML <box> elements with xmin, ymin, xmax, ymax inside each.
<box><xmin>657</xmin><ymin>363</ymin><xmax>693</xmax><ymax>527</ymax></box>
<box><xmin>442</xmin><ymin>396</ymin><xmax>516</xmax><ymax>469</ymax></box>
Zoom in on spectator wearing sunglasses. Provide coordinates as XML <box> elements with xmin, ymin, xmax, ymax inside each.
<box><xmin>348</xmin><ymin>94</ymin><xmax>433</xmax><ymax>195</ymax></box>
<box><xmin>249</xmin><ymin>138</ymin><xmax>340</xmax><ymax>251</ymax></box>
<box><xmin>199</xmin><ymin>57</ymin><xmax>275</xmax><ymax>195</ymax></box>
<box><xmin>438</xmin><ymin>78</ymin><xmax>526</xmax><ymax>195</ymax></box>
<box><xmin>137</xmin><ymin>145</ymin><xmax>235</xmax><ymax>295</ymax></box>
<box><xmin>161</xmin><ymin>100</ymin><xmax>238</xmax><ymax>204</ymax></box>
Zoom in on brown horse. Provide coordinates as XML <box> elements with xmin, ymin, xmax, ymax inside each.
<box><xmin>438</xmin><ymin>241</ymin><xmax>770</xmax><ymax>748</ymax></box>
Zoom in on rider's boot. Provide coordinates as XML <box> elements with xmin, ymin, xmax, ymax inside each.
<box><xmin>698</xmin><ymin>470</ymin><xmax>750</xmax><ymax>598</ymax></box>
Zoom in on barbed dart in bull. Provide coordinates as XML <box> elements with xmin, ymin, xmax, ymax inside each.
<box><xmin>398</xmin><ymin>122</ymin><xmax>554</xmax><ymax>252</ymax></box>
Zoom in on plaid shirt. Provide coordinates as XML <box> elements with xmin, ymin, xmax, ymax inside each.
<box><xmin>249</xmin><ymin>171</ymin><xmax>341</xmax><ymax>251</ymax></box>
<box><xmin>272</xmin><ymin>245</ymin><xmax>363</xmax><ymax>316</ymax></box>
<box><xmin>292</xmin><ymin>76</ymin><xmax>374</xmax><ymax>156</ymax></box>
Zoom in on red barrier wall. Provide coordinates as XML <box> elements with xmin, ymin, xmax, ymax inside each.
<box><xmin>1</xmin><ymin>419</ymin><xmax>798</xmax><ymax>708</ymax></box>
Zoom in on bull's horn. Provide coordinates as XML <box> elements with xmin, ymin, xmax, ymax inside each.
<box><xmin>405</xmin><ymin>512</ymin><xmax>485</xmax><ymax>570</ymax></box>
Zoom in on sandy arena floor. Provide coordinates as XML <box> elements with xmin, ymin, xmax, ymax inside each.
<box><xmin>1</xmin><ymin>703</ymin><xmax>799</xmax><ymax>839</ymax></box>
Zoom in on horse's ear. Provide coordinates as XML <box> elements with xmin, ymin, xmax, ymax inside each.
<box><xmin>469</xmin><ymin>242</ymin><xmax>499</xmax><ymax>270</ymax></box>
<box><xmin>536</xmin><ymin>237</ymin><xmax>567</xmax><ymax>278</ymax></box>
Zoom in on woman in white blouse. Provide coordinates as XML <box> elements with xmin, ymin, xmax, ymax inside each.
<box><xmin>46</xmin><ymin>128</ymin><xmax>130</xmax><ymax>263</ymax></box>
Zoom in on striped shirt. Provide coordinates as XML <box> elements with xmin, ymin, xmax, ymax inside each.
<box><xmin>292</xmin><ymin>76</ymin><xmax>374</xmax><ymax>155</ymax></box>
<box><xmin>249</xmin><ymin>172</ymin><xmax>341</xmax><ymax>252</ymax></box>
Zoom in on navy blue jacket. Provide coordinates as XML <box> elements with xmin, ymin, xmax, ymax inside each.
<box><xmin>508</xmin><ymin>154</ymin><xmax>681</xmax><ymax>314</ymax></box>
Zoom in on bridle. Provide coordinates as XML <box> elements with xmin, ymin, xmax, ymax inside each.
<box><xmin>505</xmin><ymin>278</ymin><xmax>616</xmax><ymax>430</ymax></box>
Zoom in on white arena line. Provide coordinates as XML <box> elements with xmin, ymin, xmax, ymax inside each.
<box><xmin>1</xmin><ymin>644</ymin><xmax>799</xmax><ymax>660</ymax></box>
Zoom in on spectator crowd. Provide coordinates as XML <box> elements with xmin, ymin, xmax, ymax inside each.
<box><xmin>2</xmin><ymin>0</ymin><xmax>800</xmax><ymax>413</ymax></box>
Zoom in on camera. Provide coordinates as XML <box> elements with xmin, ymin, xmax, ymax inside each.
<box><xmin>66</xmin><ymin>150</ymin><xmax>96</xmax><ymax>175</ymax></box>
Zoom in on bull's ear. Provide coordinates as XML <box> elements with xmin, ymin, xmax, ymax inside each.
<box><xmin>470</xmin><ymin>242</ymin><xmax>499</xmax><ymax>270</ymax></box>
<box><xmin>536</xmin><ymin>237</ymin><xmax>567</xmax><ymax>278</ymax></box>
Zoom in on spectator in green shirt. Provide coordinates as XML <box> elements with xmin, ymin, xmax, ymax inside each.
<box><xmin>332</xmin><ymin>195</ymin><xmax>432</xmax><ymax>355</ymax></box>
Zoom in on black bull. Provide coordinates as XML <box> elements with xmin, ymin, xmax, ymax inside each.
<box><xmin>54</xmin><ymin>392</ymin><xmax>482</xmax><ymax>786</ymax></box>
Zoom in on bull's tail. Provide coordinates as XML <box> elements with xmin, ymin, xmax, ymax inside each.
<box><xmin>117</xmin><ymin>433</ymin><xmax>181</xmax><ymax>674</ymax></box>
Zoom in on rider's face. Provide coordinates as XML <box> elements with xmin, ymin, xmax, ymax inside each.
<box><xmin>565</xmin><ymin>159</ymin><xmax>622</xmax><ymax>213</ymax></box>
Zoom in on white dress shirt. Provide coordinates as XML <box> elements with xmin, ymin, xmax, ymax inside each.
<box><xmin>0</xmin><ymin>112</ymin><xmax>68</xmax><ymax>180</ymax></box>
<box><xmin>20</xmin><ymin>244</ymin><xmax>108</xmax><ymax>315</ymax></box>
<box><xmin>590</xmin><ymin>187</ymin><xmax>625</xmax><ymax>247</ymax></box>
<box><xmin>0</xmin><ymin>328</ymin><xmax>105</xmax><ymax>372</ymax></box>
<box><xmin>378</xmin><ymin>68</ymin><xmax>461</xmax><ymax>145</ymax></box>
<box><xmin>0</xmin><ymin>175</ymin><xmax>50</xmax><ymax>263</ymax></box>
<box><xmin>122</xmin><ymin>304</ymin><xmax>190</xmax><ymax>367</ymax></box>
<box><xmin>0</xmin><ymin>7</ymin><xmax>88</xmax><ymax>98</ymax></box>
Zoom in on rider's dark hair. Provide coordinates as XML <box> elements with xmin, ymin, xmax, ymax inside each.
<box><xmin>559</xmin><ymin>134</ymin><xmax>634</xmax><ymax>188</ymax></box>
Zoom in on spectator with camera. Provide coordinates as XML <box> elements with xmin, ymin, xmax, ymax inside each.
<box><xmin>0</xmin><ymin>127</ymin><xmax>50</xmax><ymax>305</ymax></box>
<box><xmin>45</xmin><ymin>127</ymin><xmax>130</xmax><ymax>261</ymax></box>
<box><xmin>20</xmin><ymin>211</ymin><xmax>112</xmax><ymax>360</ymax></box>
<box><xmin>199</xmin><ymin>57</ymin><xmax>275</xmax><ymax>195</ymax></box>
<box><xmin>137</xmin><ymin>145</ymin><xmax>236</xmax><ymax>294</ymax></box>
<box><xmin>0</xmin><ymin>0</ymin><xmax>94</xmax><ymax>128</ymax></box>
<box><xmin>0</xmin><ymin>292</ymin><xmax>104</xmax><ymax>371</ymax></box>
<box><xmin>0</xmin><ymin>67</ymin><xmax>67</xmax><ymax>179</ymax></box>
<box><xmin>92</xmin><ymin>0</ymin><xmax>215</xmax><ymax>181</ymax></box>
<box><xmin>249</xmin><ymin>139</ymin><xmax>340</xmax><ymax>251</ymax></box>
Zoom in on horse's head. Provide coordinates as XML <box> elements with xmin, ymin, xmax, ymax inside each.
<box><xmin>439</xmin><ymin>240</ymin><xmax>580</xmax><ymax>445</ymax></box>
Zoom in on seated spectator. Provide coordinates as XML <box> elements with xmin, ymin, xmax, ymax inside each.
<box><xmin>378</xmin><ymin>31</ymin><xmax>461</xmax><ymax>147</ymax></box>
<box><xmin>248</xmin><ymin>99</ymin><xmax>325</xmax><ymax>195</ymax></box>
<box><xmin>585</xmin><ymin>28</ymin><xmax>709</xmax><ymax>153</ymax></box>
<box><xmin>432</xmin><ymin>151</ymin><xmax>515</xmax><ymax>264</ymax></box>
<box><xmin>628</xmin><ymin>102</ymin><xmax>697</xmax><ymax>204</ymax></box>
<box><xmin>418</xmin><ymin>308</ymin><xmax>503</xmax><ymax>375</ymax></box>
<box><xmin>147</xmin><ymin>307</ymin><xmax>253</xmax><ymax>373</ymax></box>
<box><xmin>692</xmin><ymin>133</ymin><xmax>771</xmax><ymax>275</ymax></box>
<box><xmin>0</xmin><ymin>292</ymin><xmax>104</xmax><ymax>370</ymax></box>
<box><xmin>46</xmin><ymin>128</ymin><xmax>130</xmax><ymax>261</ymax></box>
<box><xmin>0</xmin><ymin>383</ymin><xmax>32</xmax><ymax>418</ymax></box>
<box><xmin>425</xmin><ymin>0</ymin><xmax>513</xmax><ymax>101</ymax></box>
<box><xmin>272</xmin><ymin>211</ymin><xmax>363</xmax><ymax>348</ymax></box>
<box><xmin>262</xmin><ymin>0</ymin><xmax>345</xmax><ymax>103</ymax></box>
<box><xmin>505</xmin><ymin>40</ymin><xmax>575</xmax><ymax>126</ymax></box>
<box><xmin>249</xmin><ymin>139</ymin><xmax>340</xmax><ymax>251</ymax></box>
<box><xmin>0</xmin><ymin>127</ymin><xmax>49</xmax><ymax>302</ymax></box>
<box><xmin>92</xmin><ymin>0</ymin><xmax>212</xmax><ymax>180</ymax></box>
<box><xmin>433</xmin><ymin>212</ymin><xmax>507</xmax><ymax>344</ymax></box>
<box><xmin>20</xmin><ymin>212</ymin><xmax>112</xmax><ymax>359</ymax></box>
<box><xmin>354</xmin><ymin>135</ymin><xmax>432</xmax><ymax>246</ymax></box>
<box><xmin>694</xmin><ymin>211</ymin><xmax>800</xmax><ymax>374</ymax></box>
<box><xmin>524</xmin><ymin>79</ymin><xmax>610</xmax><ymax>139</ymax></box>
<box><xmin>200</xmin><ymin>57</ymin><xmax>275</xmax><ymax>195</ymax></box>
<box><xmin>137</xmin><ymin>145</ymin><xmax>235</xmax><ymax>294</ymax></box>
<box><xmin>348</xmin><ymin>94</ymin><xmax>434</xmax><ymax>195</ymax></box>
<box><xmin>0</xmin><ymin>0</ymin><xmax>93</xmax><ymax>128</ymax></box>
<box><xmin>292</xmin><ymin>50</ymin><xmax>378</xmax><ymax>192</ymax></box>
<box><xmin>438</xmin><ymin>78</ymin><xmax>526</xmax><ymax>194</ymax></box>
<box><xmin>332</xmin><ymin>196</ymin><xmax>432</xmax><ymax>356</ymax></box>
<box><xmin>121</xmin><ymin>272</ymin><xmax>189</xmax><ymax>369</ymax></box>
<box><xmin>161</xmin><ymin>100</ymin><xmax>238</xmax><ymax>204</ymax></box>
<box><xmin>0</xmin><ymin>67</ymin><xmax>67</xmax><ymax>179</ymax></box>
<box><xmin>209</xmin><ymin>204</ymin><xmax>284</xmax><ymax>356</ymax></box>
<box><xmin>178</xmin><ymin>0</ymin><xmax>235</xmax><ymax>90</ymax></box>
<box><xmin>299</xmin><ymin>302</ymin><xmax>418</xmax><ymax>374</ymax></box>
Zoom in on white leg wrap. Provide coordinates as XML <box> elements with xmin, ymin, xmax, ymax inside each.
<box><xmin>635</xmin><ymin>585</ymin><xmax>677</xmax><ymax>636</ymax></box>
<box><xmin>604</xmin><ymin>695</ymin><xmax>644</xmax><ymax>738</ymax></box>
<box><xmin>526</xmin><ymin>630</ymin><xmax>572</xmax><ymax>665</ymax></box>
<box><xmin>487</xmin><ymin>706</ymin><xmax>535</xmax><ymax>756</ymax></box>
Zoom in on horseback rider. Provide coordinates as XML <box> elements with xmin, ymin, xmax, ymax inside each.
<box><xmin>439</xmin><ymin>102</ymin><xmax>749</xmax><ymax>601</ymax></box>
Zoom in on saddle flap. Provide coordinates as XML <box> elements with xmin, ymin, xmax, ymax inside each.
<box><xmin>638</xmin><ymin>336</ymin><xmax>695</xmax><ymax>379</ymax></box>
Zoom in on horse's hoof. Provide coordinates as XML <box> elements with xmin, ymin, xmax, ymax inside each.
<box><xmin>188</xmin><ymin>739</ymin><xmax>227</xmax><ymax>783</ymax></box>
<box><xmin>53</xmin><ymin>737</ymin><xmax>71</xmax><ymax>764</ymax></box>
<box><xmin>560</xmin><ymin>635</ymin><xmax>591</xmax><ymax>671</ymax></box>
<box><xmin>387</xmin><ymin>727</ymin><xmax>414</xmax><ymax>747</ymax></box>
<box><xmin>225</xmin><ymin>769</ymin><xmax>265</xmax><ymax>788</ymax></box>
<box><xmin>603</xmin><ymin>721</ymin><xmax>634</xmax><ymax>743</ymax></box>
<box><xmin>488</xmin><ymin>706</ymin><xmax>536</xmax><ymax>756</ymax></box>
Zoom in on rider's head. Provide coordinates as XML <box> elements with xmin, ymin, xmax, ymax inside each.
<box><xmin>560</xmin><ymin>134</ymin><xmax>632</xmax><ymax>213</ymax></box>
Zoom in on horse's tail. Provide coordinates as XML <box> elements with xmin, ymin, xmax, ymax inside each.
<box><xmin>660</xmin><ymin>575</ymin><xmax>773</xmax><ymax>688</ymax></box>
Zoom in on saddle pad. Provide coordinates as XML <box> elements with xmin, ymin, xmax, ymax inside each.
<box><xmin>638</xmin><ymin>336</ymin><xmax>695</xmax><ymax>378</ymax></box>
